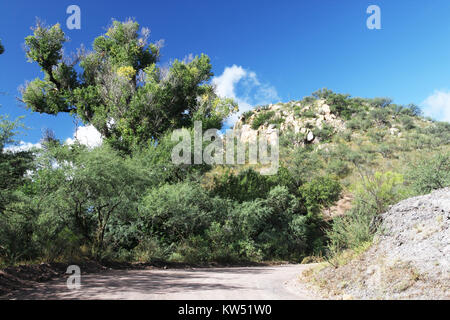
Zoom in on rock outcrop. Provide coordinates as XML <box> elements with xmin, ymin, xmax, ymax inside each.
<box><xmin>234</xmin><ymin>99</ymin><xmax>346</xmax><ymax>145</ymax></box>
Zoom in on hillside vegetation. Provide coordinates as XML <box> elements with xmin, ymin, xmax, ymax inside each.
<box><xmin>1</xmin><ymin>20</ymin><xmax>450</xmax><ymax>269</ymax></box>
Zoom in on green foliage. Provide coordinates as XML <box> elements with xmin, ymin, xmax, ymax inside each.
<box><xmin>346</xmin><ymin>117</ymin><xmax>363</xmax><ymax>130</ymax></box>
<box><xmin>313</xmin><ymin>123</ymin><xmax>335</xmax><ymax>142</ymax></box>
<box><xmin>377</xmin><ymin>143</ymin><xmax>395</xmax><ymax>159</ymax></box>
<box><xmin>233</xmin><ymin>186</ymin><xmax>325</xmax><ymax>259</ymax></box>
<box><xmin>403</xmin><ymin>104</ymin><xmax>422</xmax><ymax>117</ymax></box>
<box><xmin>300</xmin><ymin>109</ymin><xmax>316</xmax><ymax>118</ymax></box>
<box><xmin>0</xmin><ymin>150</ymin><xmax>34</xmax><ymax>211</ymax></box>
<box><xmin>400</xmin><ymin>115</ymin><xmax>415</xmax><ymax>130</ymax></box>
<box><xmin>0</xmin><ymin>114</ymin><xmax>34</xmax><ymax>213</ymax></box>
<box><xmin>7</xmin><ymin>42</ymin><xmax>450</xmax><ymax>268</ymax></box>
<box><xmin>327</xmin><ymin>171</ymin><xmax>409</xmax><ymax>255</ymax></box>
<box><xmin>251</xmin><ymin>111</ymin><xmax>276</xmax><ymax>130</ymax></box>
<box><xmin>299</xmin><ymin>175</ymin><xmax>342</xmax><ymax>215</ymax></box>
<box><xmin>241</xmin><ymin>110</ymin><xmax>254</xmax><ymax>124</ymax></box>
<box><xmin>367</xmin><ymin>97</ymin><xmax>392</xmax><ymax>108</ymax></box>
<box><xmin>0</xmin><ymin>113</ymin><xmax>24</xmax><ymax>150</ymax></box>
<box><xmin>407</xmin><ymin>153</ymin><xmax>450</xmax><ymax>194</ymax></box>
<box><xmin>312</xmin><ymin>88</ymin><xmax>369</xmax><ymax>120</ymax></box>
<box><xmin>31</xmin><ymin>144</ymin><xmax>149</xmax><ymax>257</ymax></box>
<box><xmin>419</xmin><ymin>121</ymin><xmax>450</xmax><ymax>146</ymax></box>
<box><xmin>367</xmin><ymin>128</ymin><xmax>387</xmax><ymax>143</ymax></box>
<box><xmin>357</xmin><ymin>171</ymin><xmax>408</xmax><ymax>214</ymax></box>
<box><xmin>22</xmin><ymin>19</ymin><xmax>236</xmax><ymax>153</ymax></box>
<box><xmin>140</xmin><ymin>182</ymin><xmax>225</xmax><ymax>245</ymax></box>
<box><xmin>326</xmin><ymin>158</ymin><xmax>351</xmax><ymax>178</ymax></box>
<box><xmin>282</xmin><ymin>146</ymin><xmax>324</xmax><ymax>187</ymax></box>
<box><xmin>369</xmin><ymin>108</ymin><xmax>390</xmax><ymax>126</ymax></box>
<box><xmin>327</xmin><ymin>199</ymin><xmax>376</xmax><ymax>256</ymax></box>
<box><xmin>211</xmin><ymin>168</ymin><xmax>275</xmax><ymax>203</ymax></box>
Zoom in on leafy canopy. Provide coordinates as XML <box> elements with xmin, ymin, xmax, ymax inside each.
<box><xmin>22</xmin><ymin>19</ymin><xmax>236</xmax><ymax>153</ymax></box>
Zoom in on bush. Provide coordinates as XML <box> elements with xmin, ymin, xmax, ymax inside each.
<box><xmin>232</xmin><ymin>186</ymin><xmax>319</xmax><ymax>260</ymax></box>
<box><xmin>347</xmin><ymin>118</ymin><xmax>362</xmax><ymax>130</ymax></box>
<box><xmin>378</xmin><ymin>143</ymin><xmax>395</xmax><ymax>159</ymax></box>
<box><xmin>369</xmin><ymin>108</ymin><xmax>390</xmax><ymax>126</ymax></box>
<box><xmin>313</xmin><ymin>123</ymin><xmax>335</xmax><ymax>143</ymax></box>
<box><xmin>419</xmin><ymin>122</ymin><xmax>450</xmax><ymax>146</ymax></box>
<box><xmin>251</xmin><ymin>111</ymin><xmax>276</xmax><ymax>130</ymax></box>
<box><xmin>407</xmin><ymin>153</ymin><xmax>450</xmax><ymax>194</ymax></box>
<box><xmin>299</xmin><ymin>175</ymin><xmax>342</xmax><ymax>215</ymax></box>
<box><xmin>327</xmin><ymin>171</ymin><xmax>410</xmax><ymax>256</ymax></box>
<box><xmin>326</xmin><ymin>159</ymin><xmax>351</xmax><ymax>178</ymax></box>
<box><xmin>338</xmin><ymin>129</ymin><xmax>352</xmax><ymax>142</ymax></box>
<box><xmin>211</xmin><ymin>168</ymin><xmax>274</xmax><ymax>202</ymax></box>
<box><xmin>400</xmin><ymin>115</ymin><xmax>415</xmax><ymax>130</ymax></box>
<box><xmin>327</xmin><ymin>199</ymin><xmax>376</xmax><ymax>256</ymax></box>
<box><xmin>300</xmin><ymin>109</ymin><xmax>316</xmax><ymax>118</ymax></box>
<box><xmin>241</xmin><ymin>110</ymin><xmax>254</xmax><ymax>124</ymax></box>
<box><xmin>368</xmin><ymin>97</ymin><xmax>392</xmax><ymax>109</ymax></box>
<box><xmin>139</xmin><ymin>182</ymin><xmax>224</xmax><ymax>245</ymax></box>
<box><xmin>367</xmin><ymin>128</ymin><xmax>387</xmax><ymax>143</ymax></box>
<box><xmin>402</xmin><ymin>104</ymin><xmax>422</xmax><ymax>117</ymax></box>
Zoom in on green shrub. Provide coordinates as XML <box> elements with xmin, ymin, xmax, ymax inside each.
<box><xmin>327</xmin><ymin>171</ymin><xmax>410</xmax><ymax>256</ymax></box>
<box><xmin>367</xmin><ymin>128</ymin><xmax>387</xmax><ymax>143</ymax></box>
<box><xmin>232</xmin><ymin>186</ymin><xmax>317</xmax><ymax>260</ymax></box>
<box><xmin>402</xmin><ymin>104</ymin><xmax>422</xmax><ymax>117</ymax></box>
<box><xmin>326</xmin><ymin>159</ymin><xmax>351</xmax><ymax>178</ymax></box>
<box><xmin>301</xmin><ymin>109</ymin><xmax>316</xmax><ymax>118</ymax></box>
<box><xmin>400</xmin><ymin>115</ymin><xmax>415</xmax><ymax>130</ymax></box>
<box><xmin>211</xmin><ymin>168</ymin><xmax>274</xmax><ymax>203</ymax></box>
<box><xmin>419</xmin><ymin>122</ymin><xmax>450</xmax><ymax>146</ymax></box>
<box><xmin>407</xmin><ymin>153</ymin><xmax>450</xmax><ymax>194</ymax></box>
<box><xmin>132</xmin><ymin>237</ymin><xmax>172</xmax><ymax>262</ymax></box>
<box><xmin>368</xmin><ymin>97</ymin><xmax>392</xmax><ymax>109</ymax></box>
<box><xmin>369</xmin><ymin>108</ymin><xmax>390</xmax><ymax>126</ymax></box>
<box><xmin>313</xmin><ymin>123</ymin><xmax>335</xmax><ymax>143</ymax></box>
<box><xmin>251</xmin><ymin>111</ymin><xmax>276</xmax><ymax>130</ymax></box>
<box><xmin>139</xmin><ymin>182</ymin><xmax>224</xmax><ymax>244</ymax></box>
<box><xmin>327</xmin><ymin>199</ymin><xmax>376</xmax><ymax>256</ymax></box>
<box><xmin>338</xmin><ymin>129</ymin><xmax>353</xmax><ymax>142</ymax></box>
<box><xmin>347</xmin><ymin>118</ymin><xmax>362</xmax><ymax>130</ymax></box>
<box><xmin>378</xmin><ymin>143</ymin><xmax>395</xmax><ymax>159</ymax></box>
<box><xmin>241</xmin><ymin>110</ymin><xmax>254</xmax><ymax>124</ymax></box>
<box><xmin>299</xmin><ymin>175</ymin><xmax>342</xmax><ymax>215</ymax></box>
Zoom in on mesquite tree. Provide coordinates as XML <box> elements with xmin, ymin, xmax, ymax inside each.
<box><xmin>22</xmin><ymin>19</ymin><xmax>236</xmax><ymax>153</ymax></box>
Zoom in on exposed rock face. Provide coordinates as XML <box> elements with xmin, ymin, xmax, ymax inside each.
<box><xmin>376</xmin><ymin>188</ymin><xmax>449</xmax><ymax>284</ymax></box>
<box><xmin>311</xmin><ymin>188</ymin><xmax>450</xmax><ymax>300</ymax></box>
<box><xmin>234</xmin><ymin>99</ymin><xmax>346</xmax><ymax>145</ymax></box>
<box><xmin>389</xmin><ymin>127</ymin><xmax>401</xmax><ymax>136</ymax></box>
<box><xmin>306</xmin><ymin>131</ymin><xmax>315</xmax><ymax>143</ymax></box>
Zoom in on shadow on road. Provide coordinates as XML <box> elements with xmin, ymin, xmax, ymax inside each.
<box><xmin>9</xmin><ymin>267</ymin><xmax>283</xmax><ymax>300</ymax></box>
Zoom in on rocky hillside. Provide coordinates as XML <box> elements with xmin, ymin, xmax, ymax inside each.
<box><xmin>305</xmin><ymin>188</ymin><xmax>449</xmax><ymax>300</ymax></box>
<box><xmin>234</xmin><ymin>98</ymin><xmax>346</xmax><ymax>145</ymax></box>
<box><xmin>233</xmin><ymin>90</ymin><xmax>444</xmax><ymax>148</ymax></box>
<box><xmin>230</xmin><ymin>90</ymin><xmax>450</xmax><ymax>190</ymax></box>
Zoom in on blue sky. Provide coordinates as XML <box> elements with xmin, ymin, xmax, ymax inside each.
<box><xmin>1</xmin><ymin>0</ymin><xmax>449</xmax><ymax>146</ymax></box>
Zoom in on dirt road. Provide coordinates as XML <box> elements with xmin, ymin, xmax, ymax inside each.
<box><xmin>8</xmin><ymin>264</ymin><xmax>319</xmax><ymax>300</ymax></box>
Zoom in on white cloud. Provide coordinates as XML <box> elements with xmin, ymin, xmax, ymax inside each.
<box><xmin>212</xmin><ymin>65</ymin><xmax>279</xmax><ymax>126</ymax></box>
<box><xmin>422</xmin><ymin>90</ymin><xmax>450</xmax><ymax>123</ymax></box>
<box><xmin>4</xmin><ymin>125</ymin><xmax>102</xmax><ymax>154</ymax></box>
<box><xmin>66</xmin><ymin>125</ymin><xmax>103</xmax><ymax>148</ymax></box>
<box><xmin>4</xmin><ymin>141</ymin><xmax>42</xmax><ymax>153</ymax></box>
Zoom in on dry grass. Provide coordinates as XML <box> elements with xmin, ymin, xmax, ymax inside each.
<box><xmin>302</xmin><ymin>242</ymin><xmax>445</xmax><ymax>300</ymax></box>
